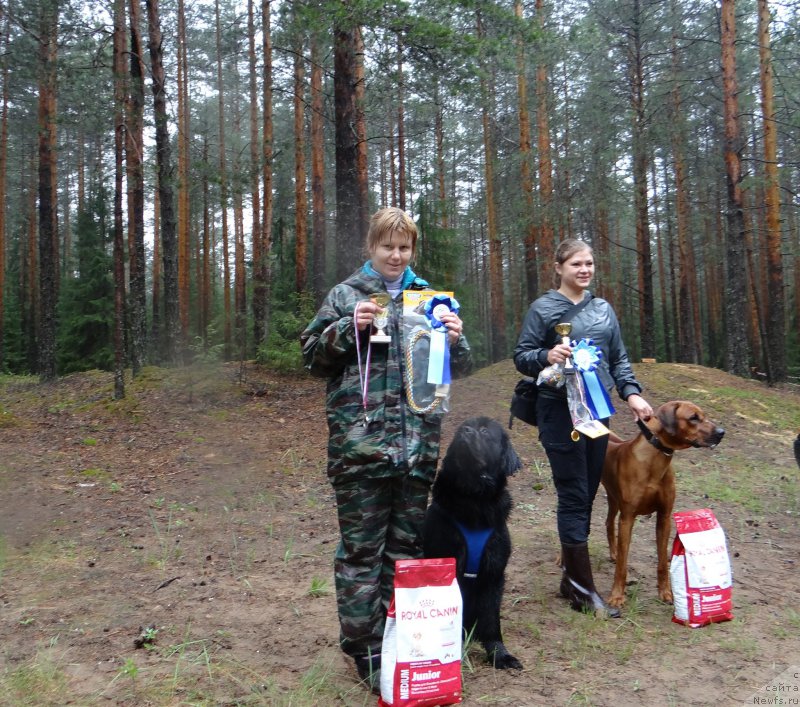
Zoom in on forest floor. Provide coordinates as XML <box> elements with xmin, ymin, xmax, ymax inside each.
<box><xmin>1</xmin><ymin>359</ymin><xmax>799</xmax><ymax>706</ymax></box>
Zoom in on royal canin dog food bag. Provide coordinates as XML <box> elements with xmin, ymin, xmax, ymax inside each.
<box><xmin>379</xmin><ymin>558</ymin><xmax>462</xmax><ymax>707</ymax></box>
<box><xmin>669</xmin><ymin>508</ymin><xmax>733</xmax><ymax>627</ymax></box>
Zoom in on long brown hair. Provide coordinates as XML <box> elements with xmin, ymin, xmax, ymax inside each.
<box><xmin>553</xmin><ymin>238</ymin><xmax>593</xmax><ymax>288</ymax></box>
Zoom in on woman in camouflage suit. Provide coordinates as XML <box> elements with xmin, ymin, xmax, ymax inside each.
<box><xmin>300</xmin><ymin>207</ymin><xmax>472</xmax><ymax>689</ymax></box>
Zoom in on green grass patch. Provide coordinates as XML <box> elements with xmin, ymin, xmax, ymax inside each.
<box><xmin>0</xmin><ymin>405</ymin><xmax>18</xmax><ymax>428</ymax></box>
<box><xmin>1</xmin><ymin>645</ymin><xmax>69</xmax><ymax>705</ymax></box>
<box><xmin>307</xmin><ymin>577</ymin><xmax>330</xmax><ymax>598</ymax></box>
<box><xmin>676</xmin><ymin>453</ymin><xmax>799</xmax><ymax>515</ymax></box>
<box><xmin>78</xmin><ymin>468</ymin><xmax>111</xmax><ymax>483</ymax></box>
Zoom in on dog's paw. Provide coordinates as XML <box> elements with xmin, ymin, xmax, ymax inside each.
<box><xmin>658</xmin><ymin>587</ymin><xmax>674</xmax><ymax>603</ymax></box>
<box><xmin>496</xmin><ymin>653</ymin><xmax>523</xmax><ymax>670</ymax></box>
<box><xmin>486</xmin><ymin>644</ymin><xmax>523</xmax><ymax>670</ymax></box>
<box><xmin>606</xmin><ymin>592</ymin><xmax>626</xmax><ymax>609</ymax></box>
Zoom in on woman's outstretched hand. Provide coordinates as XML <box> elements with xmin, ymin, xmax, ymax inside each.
<box><xmin>626</xmin><ymin>393</ymin><xmax>652</xmax><ymax>422</ymax></box>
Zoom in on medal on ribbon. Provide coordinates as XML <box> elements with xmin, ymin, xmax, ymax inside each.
<box><xmin>423</xmin><ymin>294</ymin><xmax>459</xmax><ymax>396</ymax></box>
<box><xmin>570</xmin><ymin>339</ymin><xmax>616</xmax><ymax>420</ymax></box>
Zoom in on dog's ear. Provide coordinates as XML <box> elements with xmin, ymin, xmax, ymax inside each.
<box><xmin>657</xmin><ymin>401</ymin><xmax>680</xmax><ymax>436</ymax></box>
<box><xmin>501</xmin><ymin>435</ymin><xmax>522</xmax><ymax>477</ymax></box>
<box><xmin>504</xmin><ymin>447</ymin><xmax>522</xmax><ymax>477</ymax></box>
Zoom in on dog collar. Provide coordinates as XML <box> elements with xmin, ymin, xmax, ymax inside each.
<box><xmin>637</xmin><ymin>418</ymin><xmax>674</xmax><ymax>457</ymax></box>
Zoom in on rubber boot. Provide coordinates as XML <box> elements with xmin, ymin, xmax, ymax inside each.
<box><xmin>354</xmin><ymin>653</ymin><xmax>381</xmax><ymax>694</ymax></box>
<box><xmin>560</xmin><ymin>542</ymin><xmax>621</xmax><ymax>619</ymax></box>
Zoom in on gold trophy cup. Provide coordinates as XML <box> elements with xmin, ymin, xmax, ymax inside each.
<box><xmin>370</xmin><ymin>293</ymin><xmax>392</xmax><ymax>344</ymax></box>
<box><xmin>554</xmin><ymin>322</ymin><xmax>573</xmax><ymax>372</ymax></box>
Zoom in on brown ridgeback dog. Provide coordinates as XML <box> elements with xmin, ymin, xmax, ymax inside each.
<box><xmin>601</xmin><ymin>401</ymin><xmax>725</xmax><ymax>608</ymax></box>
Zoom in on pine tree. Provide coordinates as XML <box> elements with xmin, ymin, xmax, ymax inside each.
<box><xmin>57</xmin><ymin>192</ymin><xmax>114</xmax><ymax>373</ymax></box>
<box><xmin>37</xmin><ymin>0</ymin><xmax>59</xmax><ymax>381</ymax></box>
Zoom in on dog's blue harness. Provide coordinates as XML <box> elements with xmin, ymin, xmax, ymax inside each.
<box><xmin>453</xmin><ymin>521</ymin><xmax>494</xmax><ymax>579</ymax></box>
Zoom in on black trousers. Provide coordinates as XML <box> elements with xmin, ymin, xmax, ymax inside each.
<box><xmin>536</xmin><ymin>394</ymin><xmax>609</xmax><ymax>545</ymax></box>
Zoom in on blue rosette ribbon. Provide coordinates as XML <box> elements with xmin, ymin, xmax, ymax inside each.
<box><xmin>424</xmin><ymin>294</ymin><xmax>460</xmax><ymax>386</ymax></box>
<box><xmin>571</xmin><ymin>339</ymin><xmax>615</xmax><ymax>420</ymax></box>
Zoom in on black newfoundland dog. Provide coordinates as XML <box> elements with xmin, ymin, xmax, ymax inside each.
<box><xmin>423</xmin><ymin>416</ymin><xmax>523</xmax><ymax>670</ymax></box>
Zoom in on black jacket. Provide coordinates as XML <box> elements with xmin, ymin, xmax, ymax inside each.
<box><xmin>513</xmin><ymin>290</ymin><xmax>641</xmax><ymax>402</ymax></box>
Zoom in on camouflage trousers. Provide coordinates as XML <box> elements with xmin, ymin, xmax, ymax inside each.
<box><xmin>332</xmin><ymin>473</ymin><xmax>431</xmax><ymax>658</ymax></box>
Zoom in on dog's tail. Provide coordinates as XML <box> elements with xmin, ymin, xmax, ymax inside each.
<box><xmin>794</xmin><ymin>433</ymin><xmax>800</xmax><ymax>469</ymax></box>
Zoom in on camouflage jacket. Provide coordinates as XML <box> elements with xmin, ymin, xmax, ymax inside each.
<box><xmin>300</xmin><ymin>264</ymin><xmax>473</xmax><ymax>486</ymax></box>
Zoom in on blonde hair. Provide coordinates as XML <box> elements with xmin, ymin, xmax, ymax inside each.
<box><xmin>554</xmin><ymin>238</ymin><xmax>593</xmax><ymax>288</ymax></box>
<box><xmin>366</xmin><ymin>207</ymin><xmax>418</xmax><ymax>255</ymax></box>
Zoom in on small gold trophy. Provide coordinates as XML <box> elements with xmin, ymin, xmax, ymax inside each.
<box><xmin>370</xmin><ymin>293</ymin><xmax>392</xmax><ymax>344</ymax></box>
<box><xmin>554</xmin><ymin>322</ymin><xmax>573</xmax><ymax>372</ymax></box>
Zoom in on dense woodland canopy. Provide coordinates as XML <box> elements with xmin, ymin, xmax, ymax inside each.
<box><xmin>0</xmin><ymin>0</ymin><xmax>799</xmax><ymax>394</ymax></box>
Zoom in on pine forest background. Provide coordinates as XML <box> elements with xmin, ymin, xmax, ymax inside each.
<box><xmin>1</xmin><ymin>0</ymin><xmax>800</xmax><ymax>396</ymax></box>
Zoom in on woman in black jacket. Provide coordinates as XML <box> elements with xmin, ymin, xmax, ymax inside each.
<box><xmin>514</xmin><ymin>239</ymin><xmax>652</xmax><ymax>617</ymax></box>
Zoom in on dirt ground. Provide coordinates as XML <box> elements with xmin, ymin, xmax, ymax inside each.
<box><xmin>1</xmin><ymin>360</ymin><xmax>799</xmax><ymax>706</ymax></box>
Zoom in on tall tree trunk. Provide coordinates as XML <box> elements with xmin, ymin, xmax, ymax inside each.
<box><xmin>379</xmin><ymin>139</ymin><xmax>387</xmax><ymax>207</ymax></box>
<box><xmin>310</xmin><ymin>34</ymin><xmax>327</xmax><ymax>305</ymax></box>
<box><xmin>535</xmin><ymin>0</ymin><xmax>553</xmax><ymax>292</ymax></box>
<box><xmin>650</xmin><ymin>159</ymin><xmax>671</xmax><ymax>361</ymax></box>
<box><xmin>0</xmin><ymin>1</ymin><xmax>7</xmax><ymax>370</ymax></box>
<box><xmin>201</xmin><ymin>134</ymin><xmax>211</xmax><ymax>348</ymax></box>
<box><xmin>193</xmin><ymin>215</ymin><xmax>201</xmax><ymax>335</ymax></box>
<box><xmin>793</xmin><ymin>210</ymin><xmax>800</xmax><ymax>364</ymax></box>
<box><xmin>705</xmin><ymin>182</ymin><xmax>724</xmax><ymax>365</ymax></box>
<box><xmin>76</xmin><ymin>128</ymin><xmax>85</xmax><ymax>216</ymax></box>
<box><xmin>396</xmin><ymin>38</ymin><xmax>406</xmax><ymax>211</ymax></box>
<box><xmin>24</xmin><ymin>158</ymin><xmax>38</xmax><ymax>368</ymax></box>
<box><xmin>670</xmin><ymin>38</ymin><xmax>698</xmax><ymax>363</ymax></box>
<box><xmin>60</xmin><ymin>168</ymin><xmax>71</xmax><ymax>278</ymax></box>
<box><xmin>434</xmin><ymin>82</ymin><xmax>448</xmax><ymax>229</ymax></box>
<box><xmin>593</xmin><ymin>176</ymin><xmax>611</xmax><ymax>301</ymax></box>
<box><xmin>234</xmin><ymin>179</ymin><xmax>246</xmax><ymax>358</ymax></box>
<box><xmin>294</xmin><ymin>37</ymin><xmax>308</xmax><ymax>294</ymax></box>
<box><xmin>629</xmin><ymin>0</ymin><xmax>654</xmax><ymax>359</ymax></box>
<box><xmin>721</xmin><ymin>0</ymin><xmax>750</xmax><ymax>377</ymax></box>
<box><xmin>515</xmin><ymin>0</ymin><xmax>537</xmax><ymax>302</ymax></box>
<box><xmin>113</xmin><ymin>0</ymin><xmax>126</xmax><ymax>398</ymax></box>
<box><xmin>127</xmin><ymin>0</ymin><xmax>147</xmax><ymax>376</ymax></box>
<box><xmin>562</xmin><ymin>62</ymin><xmax>573</xmax><ymax>239</ymax></box>
<box><xmin>247</xmin><ymin>0</ymin><xmax>263</xmax><ymax>342</ymax></box>
<box><xmin>388</xmin><ymin>107</ymin><xmax>397</xmax><ymax>207</ymax></box>
<box><xmin>710</xmin><ymin>183</ymin><xmax>726</xmax><ymax>363</ymax></box>
<box><xmin>333</xmin><ymin>16</ymin><xmax>362</xmax><ymax>281</ymax></box>
<box><xmin>757</xmin><ymin>0</ymin><xmax>785</xmax><ymax>382</ymax></box>
<box><xmin>37</xmin><ymin>0</ymin><xmax>59</xmax><ymax>382</ymax></box>
<box><xmin>477</xmin><ymin>9</ymin><xmax>506</xmax><ymax>361</ymax></box>
<box><xmin>792</xmin><ymin>205</ymin><xmax>800</xmax><ymax>364</ymax></box>
<box><xmin>215</xmin><ymin>0</ymin><xmax>232</xmax><ymax>359</ymax></box>
<box><xmin>232</xmin><ymin>62</ymin><xmax>246</xmax><ymax>359</ymax></box>
<box><xmin>177</xmin><ymin>0</ymin><xmax>190</xmax><ymax>347</ymax></box>
<box><xmin>146</xmin><ymin>0</ymin><xmax>179</xmax><ymax>365</ymax></box>
<box><xmin>259</xmin><ymin>0</ymin><xmax>274</xmax><ymax>349</ymax></box>
<box><xmin>152</xmin><ymin>175</ymin><xmax>161</xmax><ymax>350</ymax></box>
<box><xmin>354</xmin><ymin>27</ymin><xmax>369</xmax><ymax>233</ymax></box>
<box><xmin>743</xmin><ymin>188</ymin><xmax>770</xmax><ymax>376</ymax></box>
<box><xmin>662</xmin><ymin>160</ymin><xmax>680</xmax><ymax>359</ymax></box>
